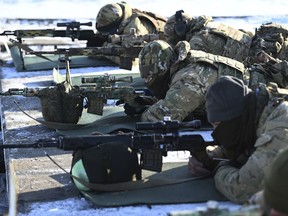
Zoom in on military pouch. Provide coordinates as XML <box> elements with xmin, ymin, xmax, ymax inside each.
<box><xmin>37</xmin><ymin>82</ymin><xmax>83</xmax><ymax>124</ymax></box>
<box><xmin>84</xmin><ymin>92</ymin><xmax>106</xmax><ymax>115</ymax></box>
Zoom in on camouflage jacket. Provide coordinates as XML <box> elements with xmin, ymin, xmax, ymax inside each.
<box><xmin>214</xmin><ymin>86</ymin><xmax>288</xmax><ymax>204</ymax></box>
<box><xmin>117</xmin><ymin>7</ymin><xmax>166</xmax><ymax>36</ymax></box>
<box><xmin>141</xmin><ymin>47</ymin><xmax>244</xmax><ymax>122</ymax></box>
<box><xmin>103</xmin><ymin>6</ymin><xmax>166</xmax><ymax>65</ymax></box>
<box><xmin>187</xmin><ymin>21</ymin><xmax>253</xmax><ymax>63</ymax></box>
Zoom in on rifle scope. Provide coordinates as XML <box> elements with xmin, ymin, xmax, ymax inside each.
<box><xmin>81</xmin><ymin>76</ymin><xmax>133</xmax><ymax>84</ymax></box>
<box><xmin>57</xmin><ymin>21</ymin><xmax>92</xmax><ymax>28</ymax></box>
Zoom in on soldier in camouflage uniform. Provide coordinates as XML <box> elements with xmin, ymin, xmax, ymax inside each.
<box><xmin>246</xmin><ymin>53</ymin><xmax>288</xmax><ymax>90</ymax></box>
<box><xmin>164</xmin><ymin>10</ymin><xmax>253</xmax><ymax>64</ymax></box>
<box><xmin>95</xmin><ymin>1</ymin><xmax>166</xmax><ymax>65</ymax></box>
<box><xmin>96</xmin><ymin>1</ymin><xmax>166</xmax><ymax>36</ymax></box>
<box><xmin>246</xmin><ymin>22</ymin><xmax>288</xmax><ymax>90</ymax></box>
<box><xmin>121</xmin><ymin>40</ymin><xmax>244</xmax><ymax>122</ymax></box>
<box><xmin>188</xmin><ymin>76</ymin><xmax>288</xmax><ymax>204</ymax></box>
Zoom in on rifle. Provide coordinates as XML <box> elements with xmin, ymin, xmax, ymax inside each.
<box><xmin>11</xmin><ymin>31</ymin><xmax>159</xmax><ymax>70</ymax></box>
<box><xmin>0</xmin><ymin>75</ymin><xmax>149</xmax><ymax>115</ymax></box>
<box><xmin>0</xmin><ymin>118</ymin><xmax>215</xmax><ymax>172</ymax></box>
<box><xmin>0</xmin><ymin>21</ymin><xmax>108</xmax><ymax>46</ymax></box>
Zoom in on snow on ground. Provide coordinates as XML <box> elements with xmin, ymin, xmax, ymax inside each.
<box><xmin>1</xmin><ymin>64</ymin><xmax>241</xmax><ymax>216</ymax></box>
<box><xmin>1</xmin><ymin>0</ymin><xmax>288</xmax><ymax>215</ymax></box>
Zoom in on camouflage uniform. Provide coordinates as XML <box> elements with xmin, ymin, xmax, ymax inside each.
<box><xmin>246</xmin><ymin>23</ymin><xmax>288</xmax><ymax>89</ymax></box>
<box><xmin>138</xmin><ymin>40</ymin><xmax>244</xmax><ymax>122</ymax></box>
<box><xmin>96</xmin><ymin>2</ymin><xmax>166</xmax><ymax>35</ymax></box>
<box><xmin>164</xmin><ymin>11</ymin><xmax>253</xmax><ymax>63</ymax></box>
<box><xmin>213</xmin><ymin>84</ymin><xmax>288</xmax><ymax>204</ymax></box>
<box><xmin>95</xmin><ymin>2</ymin><xmax>166</xmax><ymax>65</ymax></box>
<box><xmin>246</xmin><ymin>58</ymin><xmax>288</xmax><ymax>89</ymax></box>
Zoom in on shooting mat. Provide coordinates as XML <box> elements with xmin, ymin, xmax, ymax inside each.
<box><xmin>10</xmin><ymin>46</ymin><xmax>117</xmax><ymax>72</ymax></box>
<box><xmin>80</xmin><ymin>162</ymin><xmax>227</xmax><ymax>207</ymax></box>
<box><xmin>56</xmin><ymin>111</ymin><xmax>141</xmax><ymax>135</ymax></box>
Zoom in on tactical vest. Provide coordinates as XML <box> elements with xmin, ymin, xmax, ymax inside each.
<box><xmin>132</xmin><ymin>8</ymin><xmax>167</xmax><ymax>33</ymax></box>
<box><xmin>187</xmin><ymin>50</ymin><xmax>245</xmax><ymax>79</ymax></box>
<box><xmin>189</xmin><ymin>22</ymin><xmax>252</xmax><ymax>62</ymax></box>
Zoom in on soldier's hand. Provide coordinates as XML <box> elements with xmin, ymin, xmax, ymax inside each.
<box><xmin>124</xmin><ymin>103</ymin><xmax>147</xmax><ymax>116</ymax></box>
<box><xmin>134</xmin><ymin>96</ymin><xmax>157</xmax><ymax>106</ymax></box>
<box><xmin>188</xmin><ymin>156</ymin><xmax>212</xmax><ymax>176</ymax></box>
<box><xmin>116</xmin><ymin>96</ymin><xmax>157</xmax><ymax>107</ymax></box>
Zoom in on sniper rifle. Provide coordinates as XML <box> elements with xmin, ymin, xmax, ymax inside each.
<box><xmin>9</xmin><ymin>30</ymin><xmax>159</xmax><ymax>70</ymax></box>
<box><xmin>0</xmin><ymin>118</ymin><xmax>215</xmax><ymax>172</ymax></box>
<box><xmin>0</xmin><ymin>21</ymin><xmax>108</xmax><ymax>46</ymax></box>
<box><xmin>0</xmin><ymin>75</ymin><xmax>150</xmax><ymax>115</ymax></box>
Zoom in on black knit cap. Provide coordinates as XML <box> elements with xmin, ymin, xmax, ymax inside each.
<box><xmin>205</xmin><ymin>76</ymin><xmax>251</xmax><ymax>122</ymax></box>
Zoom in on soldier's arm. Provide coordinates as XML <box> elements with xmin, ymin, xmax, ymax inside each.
<box><xmin>141</xmin><ymin>65</ymin><xmax>218</xmax><ymax>122</ymax></box>
<box><xmin>214</xmin><ymin>103</ymin><xmax>288</xmax><ymax>204</ymax></box>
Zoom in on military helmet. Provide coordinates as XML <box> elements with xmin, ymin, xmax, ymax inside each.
<box><xmin>96</xmin><ymin>2</ymin><xmax>132</xmax><ymax>34</ymax></box>
<box><xmin>164</xmin><ymin>10</ymin><xmax>192</xmax><ymax>45</ymax></box>
<box><xmin>264</xmin><ymin>147</ymin><xmax>288</xmax><ymax>215</ymax></box>
<box><xmin>139</xmin><ymin>40</ymin><xmax>176</xmax><ymax>87</ymax></box>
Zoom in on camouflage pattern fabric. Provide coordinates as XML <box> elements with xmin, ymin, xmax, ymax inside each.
<box><xmin>278</xmin><ymin>40</ymin><xmax>288</xmax><ymax>60</ymax></box>
<box><xmin>164</xmin><ymin>14</ymin><xmax>212</xmax><ymax>47</ymax></box>
<box><xmin>214</xmin><ymin>87</ymin><xmax>288</xmax><ymax>203</ymax></box>
<box><xmin>250</xmin><ymin>22</ymin><xmax>288</xmax><ymax>62</ymax></box>
<box><xmin>164</xmin><ymin>13</ymin><xmax>252</xmax><ymax>63</ymax></box>
<box><xmin>188</xmin><ymin>22</ymin><xmax>252</xmax><ymax>63</ymax></box>
<box><xmin>247</xmin><ymin>60</ymin><xmax>288</xmax><ymax>89</ymax></box>
<box><xmin>96</xmin><ymin>3</ymin><xmax>124</xmax><ymax>29</ymax></box>
<box><xmin>37</xmin><ymin>81</ymin><xmax>83</xmax><ymax>124</ymax></box>
<box><xmin>141</xmin><ymin>44</ymin><xmax>244</xmax><ymax>122</ymax></box>
<box><xmin>98</xmin><ymin>2</ymin><xmax>166</xmax><ymax>65</ymax></box>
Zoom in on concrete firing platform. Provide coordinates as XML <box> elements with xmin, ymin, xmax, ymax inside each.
<box><xmin>0</xmin><ymin>68</ymin><xmax>79</xmax><ymax>204</ymax></box>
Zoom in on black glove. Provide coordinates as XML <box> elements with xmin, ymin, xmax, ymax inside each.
<box><xmin>133</xmin><ymin>96</ymin><xmax>157</xmax><ymax>106</ymax></box>
<box><xmin>123</xmin><ymin>103</ymin><xmax>148</xmax><ymax>116</ymax></box>
<box><xmin>116</xmin><ymin>96</ymin><xmax>157</xmax><ymax>106</ymax></box>
<box><xmin>116</xmin><ymin>96</ymin><xmax>157</xmax><ymax>116</ymax></box>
